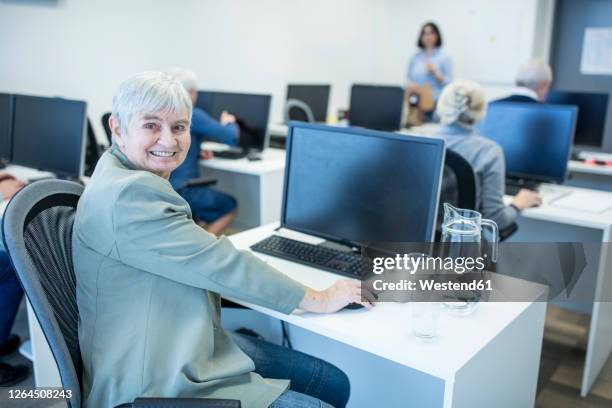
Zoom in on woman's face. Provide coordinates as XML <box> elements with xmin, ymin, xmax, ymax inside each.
<box><xmin>421</xmin><ymin>25</ymin><xmax>438</xmax><ymax>49</ymax></box>
<box><xmin>112</xmin><ymin>110</ymin><xmax>191</xmax><ymax>179</ymax></box>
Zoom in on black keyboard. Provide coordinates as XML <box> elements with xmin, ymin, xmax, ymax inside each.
<box><xmin>214</xmin><ymin>149</ymin><xmax>248</xmax><ymax>159</ymax></box>
<box><xmin>251</xmin><ymin>235</ymin><xmax>370</xmax><ymax>279</ymax></box>
<box><xmin>505</xmin><ymin>181</ymin><xmax>540</xmax><ymax>196</ymax></box>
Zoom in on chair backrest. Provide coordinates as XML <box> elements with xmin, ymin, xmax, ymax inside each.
<box><xmin>2</xmin><ymin>179</ymin><xmax>84</xmax><ymax>408</ymax></box>
<box><xmin>284</xmin><ymin>99</ymin><xmax>315</xmax><ymax>123</ymax></box>
<box><xmin>443</xmin><ymin>149</ymin><xmax>477</xmax><ymax>210</ymax></box>
<box><xmin>101</xmin><ymin>112</ymin><xmax>112</xmax><ymax>145</ymax></box>
<box><xmin>84</xmin><ymin>117</ymin><xmax>102</xmax><ymax>177</ymax></box>
<box><xmin>436</xmin><ymin>149</ymin><xmax>477</xmax><ymax>240</ymax></box>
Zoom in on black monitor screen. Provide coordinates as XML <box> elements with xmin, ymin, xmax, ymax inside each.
<box><xmin>349</xmin><ymin>84</ymin><xmax>404</xmax><ymax>131</ymax></box>
<box><xmin>282</xmin><ymin>124</ymin><xmax>445</xmax><ymax>245</ymax></box>
<box><xmin>12</xmin><ymin>95</ymin><xmax>86</xmax><ymax>178</ymax></box>
<box><xmin>287</xmin><ymin>84</ymin><xmax>330</xmax><ymax>122</ymax></box>
<box><xmin>0</xmin><ymin>93</ymin><xmax>12</xmax><ymax>162</ymax></box>
<box><xmin>196</xmin><ymin>91</ymin><xmax>271</xmax><ymax>151</ymax></box>
<box><xmin>478</xmin><ymin>102</ymin><xmax>577</xmax><ymax>183</ymax></box>
<box><xmin>546</xmin><ymin>91</ymin><xmax>609</xmax><ymax>148</ymax></box>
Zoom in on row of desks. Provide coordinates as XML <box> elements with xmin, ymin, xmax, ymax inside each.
<box><xmin>6</xmin><ymin>142</ymin><xmax>612</xmax><ymax>406</ymax></box>
<box><xmin>200</xmin><ymin>146</ymin><xmax>612</xmax><ymax>402</ymax></box>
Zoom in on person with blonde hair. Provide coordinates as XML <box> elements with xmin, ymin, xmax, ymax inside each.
<box><xmin>435</xmin><ymin>80</ymin><xmax>541</xmax><ymax>229</ymax></box>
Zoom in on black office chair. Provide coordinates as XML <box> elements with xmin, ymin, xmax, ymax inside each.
<box><xmin>437</xmin><ymin>149</ymin><xmax>517</xmax><ymax>241</ymax></box>
<box><xmin>284</xmin><ymin>99</ymin><xmax>315</xmax><ymax>123</ymax></box>
<box><xmin>101</xmin><ymin>112</ymin><xmax>112</xmax><ymax>145</ymax></box>
<box><xmin>1</xmin><ymin>179</ymin><xmax>239</xmax><ymax>408</ymax></box>
<box><xmin>84</xmin><ymin>118</ymin><xmax>105</xmax><ymax>177</ymax></box>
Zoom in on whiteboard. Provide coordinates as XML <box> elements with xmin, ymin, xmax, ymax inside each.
<box><xmin>463</xmin><ymin>7</ymin><xmax>523</xmax><ymax>83</ymax></box>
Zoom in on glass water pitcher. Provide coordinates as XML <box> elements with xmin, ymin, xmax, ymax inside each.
<box><xmin>440</xmin><ymin>203</ymin><xmax>499</xmax><ymax>314</ymax></box>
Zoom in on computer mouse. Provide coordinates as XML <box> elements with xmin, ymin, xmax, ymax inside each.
<box><xmin>343</xmin><ymin>303</ymin><xmax>365</xmax><ymax>310</ymax></box>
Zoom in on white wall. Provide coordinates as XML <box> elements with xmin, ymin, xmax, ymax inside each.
<box><xmin>0</xmin><ymin>0</ymin><xmax>553</xmax><ymax>144</ymax></box>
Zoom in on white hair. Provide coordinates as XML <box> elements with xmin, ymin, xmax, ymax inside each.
<box><xmin>436</xmin><ymin>80</ymin><xmax>487</xmax><ymax>128</ymax></box>
<box><xmin>515</xmin><ymin>59</ymin><xmax>553</xmax><ymax>90</ymax></box>
<box><xmin>111</xmin><ymin>71</ymin><xmax>192</xmax><ymax>136</ymax></box>
<box><xmin>166</xmin><ymin>67</ymin><xmax>199</xmax><ymax>93</ymax></box>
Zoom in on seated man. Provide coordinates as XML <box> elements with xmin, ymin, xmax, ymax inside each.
<box><xmin>0</xmin><ymin>174</ymin><xmax>29</xmax><ymax>386</ymax></box>
<box><xmin>494</xmin><ymin>59</ymin><xmax>552</xmax><ymax>103</ymax></box>
<box><xmin>168</xmin><ymin>68</ymin><xmax>239</xmax><ymax>235</ymax></box>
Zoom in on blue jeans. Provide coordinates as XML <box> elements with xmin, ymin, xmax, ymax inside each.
<box><xmin>269</xmin><ymin>390</ymin><xmax>334</xmax><ymax>408</ymax></box>
<box><xmin>0</xmin><ymin>251</ymin><xmax>23</xmax><ymax>345</ymax></box>
<box><xmin>232</xmin><ymin>333</ymin><xmax>350</xmax><ymax>408</ymax></box>
<box><xmin>177</xmin><ymin>186</ymin><xmax>237</xmax><ymax>224</ymax></box>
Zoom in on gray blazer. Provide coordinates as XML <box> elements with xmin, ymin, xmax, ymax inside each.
<box><xmin>73</xmin><ymin>146</ymin><xmax>305</xmax><ymax>408</ymax></box>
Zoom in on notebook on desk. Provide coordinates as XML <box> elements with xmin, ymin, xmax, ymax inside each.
<box><xmin>550</xmin><ymin>191</ymin><xmax>612</xmax><ymax>214</ymax></box>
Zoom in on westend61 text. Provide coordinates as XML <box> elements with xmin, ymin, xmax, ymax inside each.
<box><xmin>372</xmin><ymin>279</ymin><xmax>493</xmax><ymax>292</ymax></box>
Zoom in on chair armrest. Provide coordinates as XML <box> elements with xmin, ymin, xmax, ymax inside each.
<box><xmin>499</xmin><ymin>222</ymin><xmax>518</xmax><ymax>241</ymax></box>
<box><xmin>182</xmin><ymin>177</ymin><xmax>218</xmax><ymax>189</ymax></box>
<box><xmin>115</xmin><ymin>397</ymin><xmax>241</xmax><ymax>408</ymax></box>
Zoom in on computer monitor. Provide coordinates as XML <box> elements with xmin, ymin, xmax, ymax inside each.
<box><xmin>349</xmin><ymin>84</ymin><xmax>404</xmax><ymax>131</ymax></box>
<box><xmin>286</xmin><ymin>84</ymin><xmax>330</xmax><ymax>122</ymax></box>
<box><xmin>281</xmin><ymin>123</ymin><xmax>446</xmax><ymax>245</ymax></box>
<box><xmin>196</xmin><ymin>91</ymin><xmax>271</xmax><ymax>151</ymax></box>
<box><xmin>478</xmin><ymin>102</ymin><xmax>577</xmax><ymax>183</ymax></box>
<box><xmin>545</xmin><ymin>90</ymin><xmax>609</xmax><ymax>148</ymax></box>
<box><xmin>12</xmin><ymin>95</ymin><xmax>87</xmax><ymax>178</ymax></box>
<box><xmin>0</xmin><ymin>93</ymin><xmax>13</xmax><ymax>162</ymax></box>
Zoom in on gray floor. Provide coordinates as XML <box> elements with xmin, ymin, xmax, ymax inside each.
<box><xmin>535</xmin><ymin>306</ymin><xmax>612</xmax><ymax>407</ymax></box>
<box><xmin>1</xmin><ymin>301</ymin><xmax>611</xmax><ymax>407</ymax></box>
<box><xmin>1</xmin><ymin>301</ymin><xmax>65</xmax><ymax>408</ymax></box>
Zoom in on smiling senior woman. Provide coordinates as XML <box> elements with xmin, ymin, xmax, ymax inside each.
<box><xmin>73</xmin><ymin>72</ymin><xmax>366</xmax><ymax>408</ymax></box>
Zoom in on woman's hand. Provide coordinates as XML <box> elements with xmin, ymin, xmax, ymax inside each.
<box><xmin>0</xmin><ymin>177</ymin><xmax>26</xmax><ymax>201</ymax></box>
<box><xmin>512</xmin><ymin>189</ymin><xmax>542</xmax><ymax>210</ymax></box>
<box><xmin>199</xmin><ymin>149</ymin><xmax>214</xmax><ymax>160</ymax></box>
<box><xmin>425</xmin><ymin>61</ymin><xmax>436</xmax><ymax>75</ymax></box>
<box><xmin>426</xmin><ymin>62</ymin><xmax>445</xmax><ymax>84</ymax></box>
<box><xmin>220</xmin><ymin>111</ymin><xmax>236</xmax><ymax>125</ymax></box>
<box><xmin>298</xmin><ymin>279</ymin><xmax>376</xmax><ymax>313</ymax></box>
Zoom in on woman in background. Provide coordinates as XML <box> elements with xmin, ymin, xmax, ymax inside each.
<box><xmin>435</xmin><ymin>80</ymin><xmax>541</xmax><ymax>230</ymax></box>
<box><xmin>406</xmin><ymin>22</ymin><xmax>453</xmax><ymax>120</ymax></box>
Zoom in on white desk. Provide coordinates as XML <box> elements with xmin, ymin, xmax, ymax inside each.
<box><xmin>3</xmin><ymin>164</ymin><xmax>54</xmax><ymax>181</ymax></box>
<box><xmin>200</xmin><ymin>141</ymin><xmax>612</xmax><ymax>397</ymax></box>
<box><xmin>568</xmin><ymin>160</ymin><xmax>612</xmax><ymax>177</ymax></box>
<box><xmin>200</xmin><ymin>147</ymin><xmax>286</xmax><ymax>229</ymax></box>
<box><xmin>567</xmin><ymin>160</ymin><xmax>612</xmax><ymax>192</ymax></box>
<box><xmin>227</xmin><ymin>223</ymin><xmax>547</xmax><ymax>408</ymax></box>
<box><xmin>505</xmin><ymin>184</ymin><xmax>612</xmax><ymax>396</ymax></box>
<box><xmin>268</xmin><ymin>123</ymin><xmax>288</xmax><ymax>138</ymax></box>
